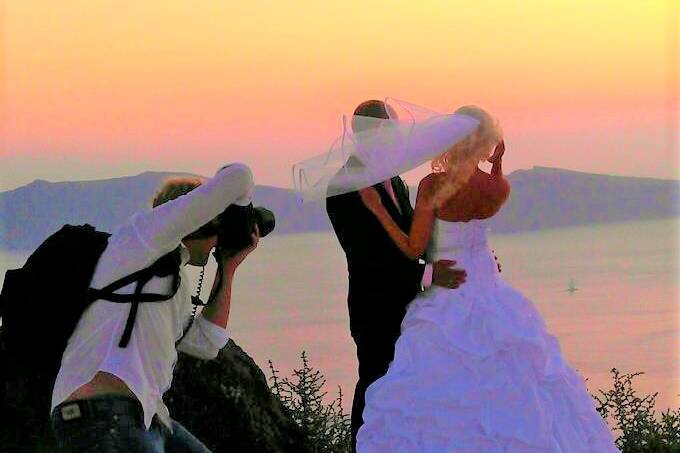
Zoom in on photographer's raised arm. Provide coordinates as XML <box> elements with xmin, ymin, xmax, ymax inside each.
<box><xmin>135</xmin><ymin>163</ymin><xmax>254</xmax><ymax>256</ymax></box>
<box><xmin>94</xmin><ymin>164</ymin><xmax>254</xmax><ymax>287</ymax></box>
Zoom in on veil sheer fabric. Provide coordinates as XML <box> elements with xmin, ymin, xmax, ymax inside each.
<box><xmin>291</xmin><ymin>99</ymin><xmax>479</xmax><ymax>203</ymax></box>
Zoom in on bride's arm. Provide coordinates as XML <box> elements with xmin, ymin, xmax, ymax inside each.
<box><xmin>478</xmin><ymin>141</ymin><xmax>511</xmax><ymax>211</ymax></box>
<box><xmin>360</xmin><ymin>177</ymin><xmax>436</xmax><ymax>260</ymax></box>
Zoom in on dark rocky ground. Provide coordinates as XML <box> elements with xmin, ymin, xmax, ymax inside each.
<box><xmin>166</xmin><ymin>340</ymin><xmax>314</xmax><ymax>452</ymax></box>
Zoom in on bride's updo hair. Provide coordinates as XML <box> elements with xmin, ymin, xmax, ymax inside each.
<box><xmin>431</xmin><ymin>105</ymin><xmax>503</xmax><ymax>208</ymax></box>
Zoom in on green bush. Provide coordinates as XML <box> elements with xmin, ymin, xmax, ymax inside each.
<box><xmin>593</xmin><ymin>368</ymin><xmax>680</xmax><ymax>452</ymax></box>
<box><xmin>268</xmin><ymin>352</ymin><xmax>351</xmax><ymax>453</ymax></box>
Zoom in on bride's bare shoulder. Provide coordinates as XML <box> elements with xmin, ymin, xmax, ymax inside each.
<box><xmin>419</xmin><ymin>172</ymin><xmax>441</xmax><ymax>188</ymax></box>
<box><xmin>416</xmin><ymin>173</ymin><xmax>441</xmax><ymax>196</ymax></box>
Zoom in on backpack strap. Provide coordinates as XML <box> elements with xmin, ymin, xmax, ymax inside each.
<box><xmin>88</xmin><ymin>271</ymin><xmax>181</xmax><ymax>304</ymax></box>
<box><xmin>88</xmin><ymin>248</ymin><xmax>183</xmax><ymax>303</ymax></box>
<box><xmin>82</xmin><ymin>248</ymin><xmax>183</xmax><ymax>348</ymax></box>
<box><xmin>117</xmin><ymin>273</ymin><xmax>152</xmax><ymax>348</ymax></box>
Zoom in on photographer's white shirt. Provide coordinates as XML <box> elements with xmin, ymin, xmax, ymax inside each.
<box><xmin>51</xmin><ymin>163</ymin><xmax>255</xmax><ymax>430</ymax></box>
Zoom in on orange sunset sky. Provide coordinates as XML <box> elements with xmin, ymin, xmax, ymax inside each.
<box><xmin>1</xmin><ymin>1</ymin><xmax>677</xmax><ymax>191</ymax></box>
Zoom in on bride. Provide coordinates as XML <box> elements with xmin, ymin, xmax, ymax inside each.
<box><xmin>355</xmin><ymin>106</ymin><xmax>619</xmax><ymax>452</ymax></box>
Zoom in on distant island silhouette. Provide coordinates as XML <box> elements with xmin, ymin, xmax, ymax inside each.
<box><xmin>1</xmin><ymin>166</ymin><xmax>678</xmax><ymax>251</ymax></box>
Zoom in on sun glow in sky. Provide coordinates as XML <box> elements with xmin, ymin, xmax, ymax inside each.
<box><xmin>1</xmin><ymin>0</ymin><xmax>677</xmax><ymax>190</ymax></box>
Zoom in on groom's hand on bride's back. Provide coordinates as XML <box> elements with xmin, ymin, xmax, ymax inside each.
<box><xmin>432</xmin><ymin>259</ymin><xmax>467</xmax><ymax>289</ymax></box>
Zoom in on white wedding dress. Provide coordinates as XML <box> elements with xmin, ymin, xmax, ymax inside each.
<box><xmin>357</xmin><ymin>218</ymin><xmax>619</xmax><ymax>452</ymax></box>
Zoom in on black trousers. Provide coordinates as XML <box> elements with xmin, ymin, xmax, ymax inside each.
<box><xmin>350</xmin><ymin>325</ymin><xmax>402</xmax><ymax>452</ymax></box>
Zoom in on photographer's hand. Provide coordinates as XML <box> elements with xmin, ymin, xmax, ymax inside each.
<box><xmin>218</xmin><ymin>227</ymin><xmax>260</xmax><ymax>275</ymax></box>
<box><xmin>202</xmin><ymin>227</ymin><xmax>260</xmax><ymax>329</ymax></box>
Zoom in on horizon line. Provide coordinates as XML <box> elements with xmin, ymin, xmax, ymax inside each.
<box><xmin>2</xmin><ymin>165</ymin><xmax>679</xmax><ymax>194</ymax></box>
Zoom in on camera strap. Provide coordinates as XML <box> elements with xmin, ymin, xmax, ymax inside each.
<box><xmin>175</xmin><ymin>264</ymin><xmax>215</xmax><ymax>347</ymax></box>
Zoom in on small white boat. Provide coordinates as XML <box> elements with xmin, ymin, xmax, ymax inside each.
<box><xmin>567</xmin><ymin>278</ymin><xmax>578</xmax><ymax>293</ymax></box>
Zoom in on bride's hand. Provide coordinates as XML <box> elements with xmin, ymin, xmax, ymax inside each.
<box><xmin>359</xmin><ymin>187</ymin><xmax>383</xmax><ymax>214</ymax></box>
<box><xmin>488</xmin><ymin>140</ymin><xmax>505</xmax><ymax>163</ymax></box>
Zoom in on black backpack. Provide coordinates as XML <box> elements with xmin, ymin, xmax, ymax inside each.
<box><xmin>0</xmin><ymin>224</ymin><xmax>182</xmax><ymax>451</ymax></box>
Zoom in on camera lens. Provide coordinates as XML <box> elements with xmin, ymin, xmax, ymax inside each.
<box><xmin>254</xmin><ymin>207</ymin><xmax>275</xmax><ymax>237</ymax></box>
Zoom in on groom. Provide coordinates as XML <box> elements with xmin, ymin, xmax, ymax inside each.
<box><xmin>326</xmin><ymin>99</ymin><xmax>468</xmax><ymax>451</ymax></box>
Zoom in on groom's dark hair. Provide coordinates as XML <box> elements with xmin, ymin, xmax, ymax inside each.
<box><xmin>352</xmin><ymin>100</ymin><xmax>396</xmax><ymax>133</ymax></box>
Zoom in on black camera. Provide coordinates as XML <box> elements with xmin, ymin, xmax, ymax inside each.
<box><xmin>215</xmin><ymin>203</ymin><xmax>275</xmax><ymax>251</ymax></box>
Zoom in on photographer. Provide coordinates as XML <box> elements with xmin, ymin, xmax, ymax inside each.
<box><xmin>49</xmin><ymin>163</ymin><xmax>257</xmax><ymax>452</ymax></box>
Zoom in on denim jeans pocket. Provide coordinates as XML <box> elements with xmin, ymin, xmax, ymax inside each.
<box><xmin>52</xmin><ymin>396</ymin><xmax>163</xmax><ymax>452</ymax></box>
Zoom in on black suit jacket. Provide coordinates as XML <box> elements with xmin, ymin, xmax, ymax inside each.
<box><xmin>326</xmin><ymin>177</ymin><xmax>426</xmax><ymax>337</ymax></box>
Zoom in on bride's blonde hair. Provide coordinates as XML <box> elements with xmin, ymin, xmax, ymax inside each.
<box><xmin>431</xmin><ymin>105</ymin><xmax>502</xmax><ymax>208</ymax></box>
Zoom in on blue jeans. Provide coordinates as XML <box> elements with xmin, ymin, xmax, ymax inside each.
<box><xmin>51</xmin><ymin>395</ymin><xmax>211</xmax><ymax>452</ymax></box>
